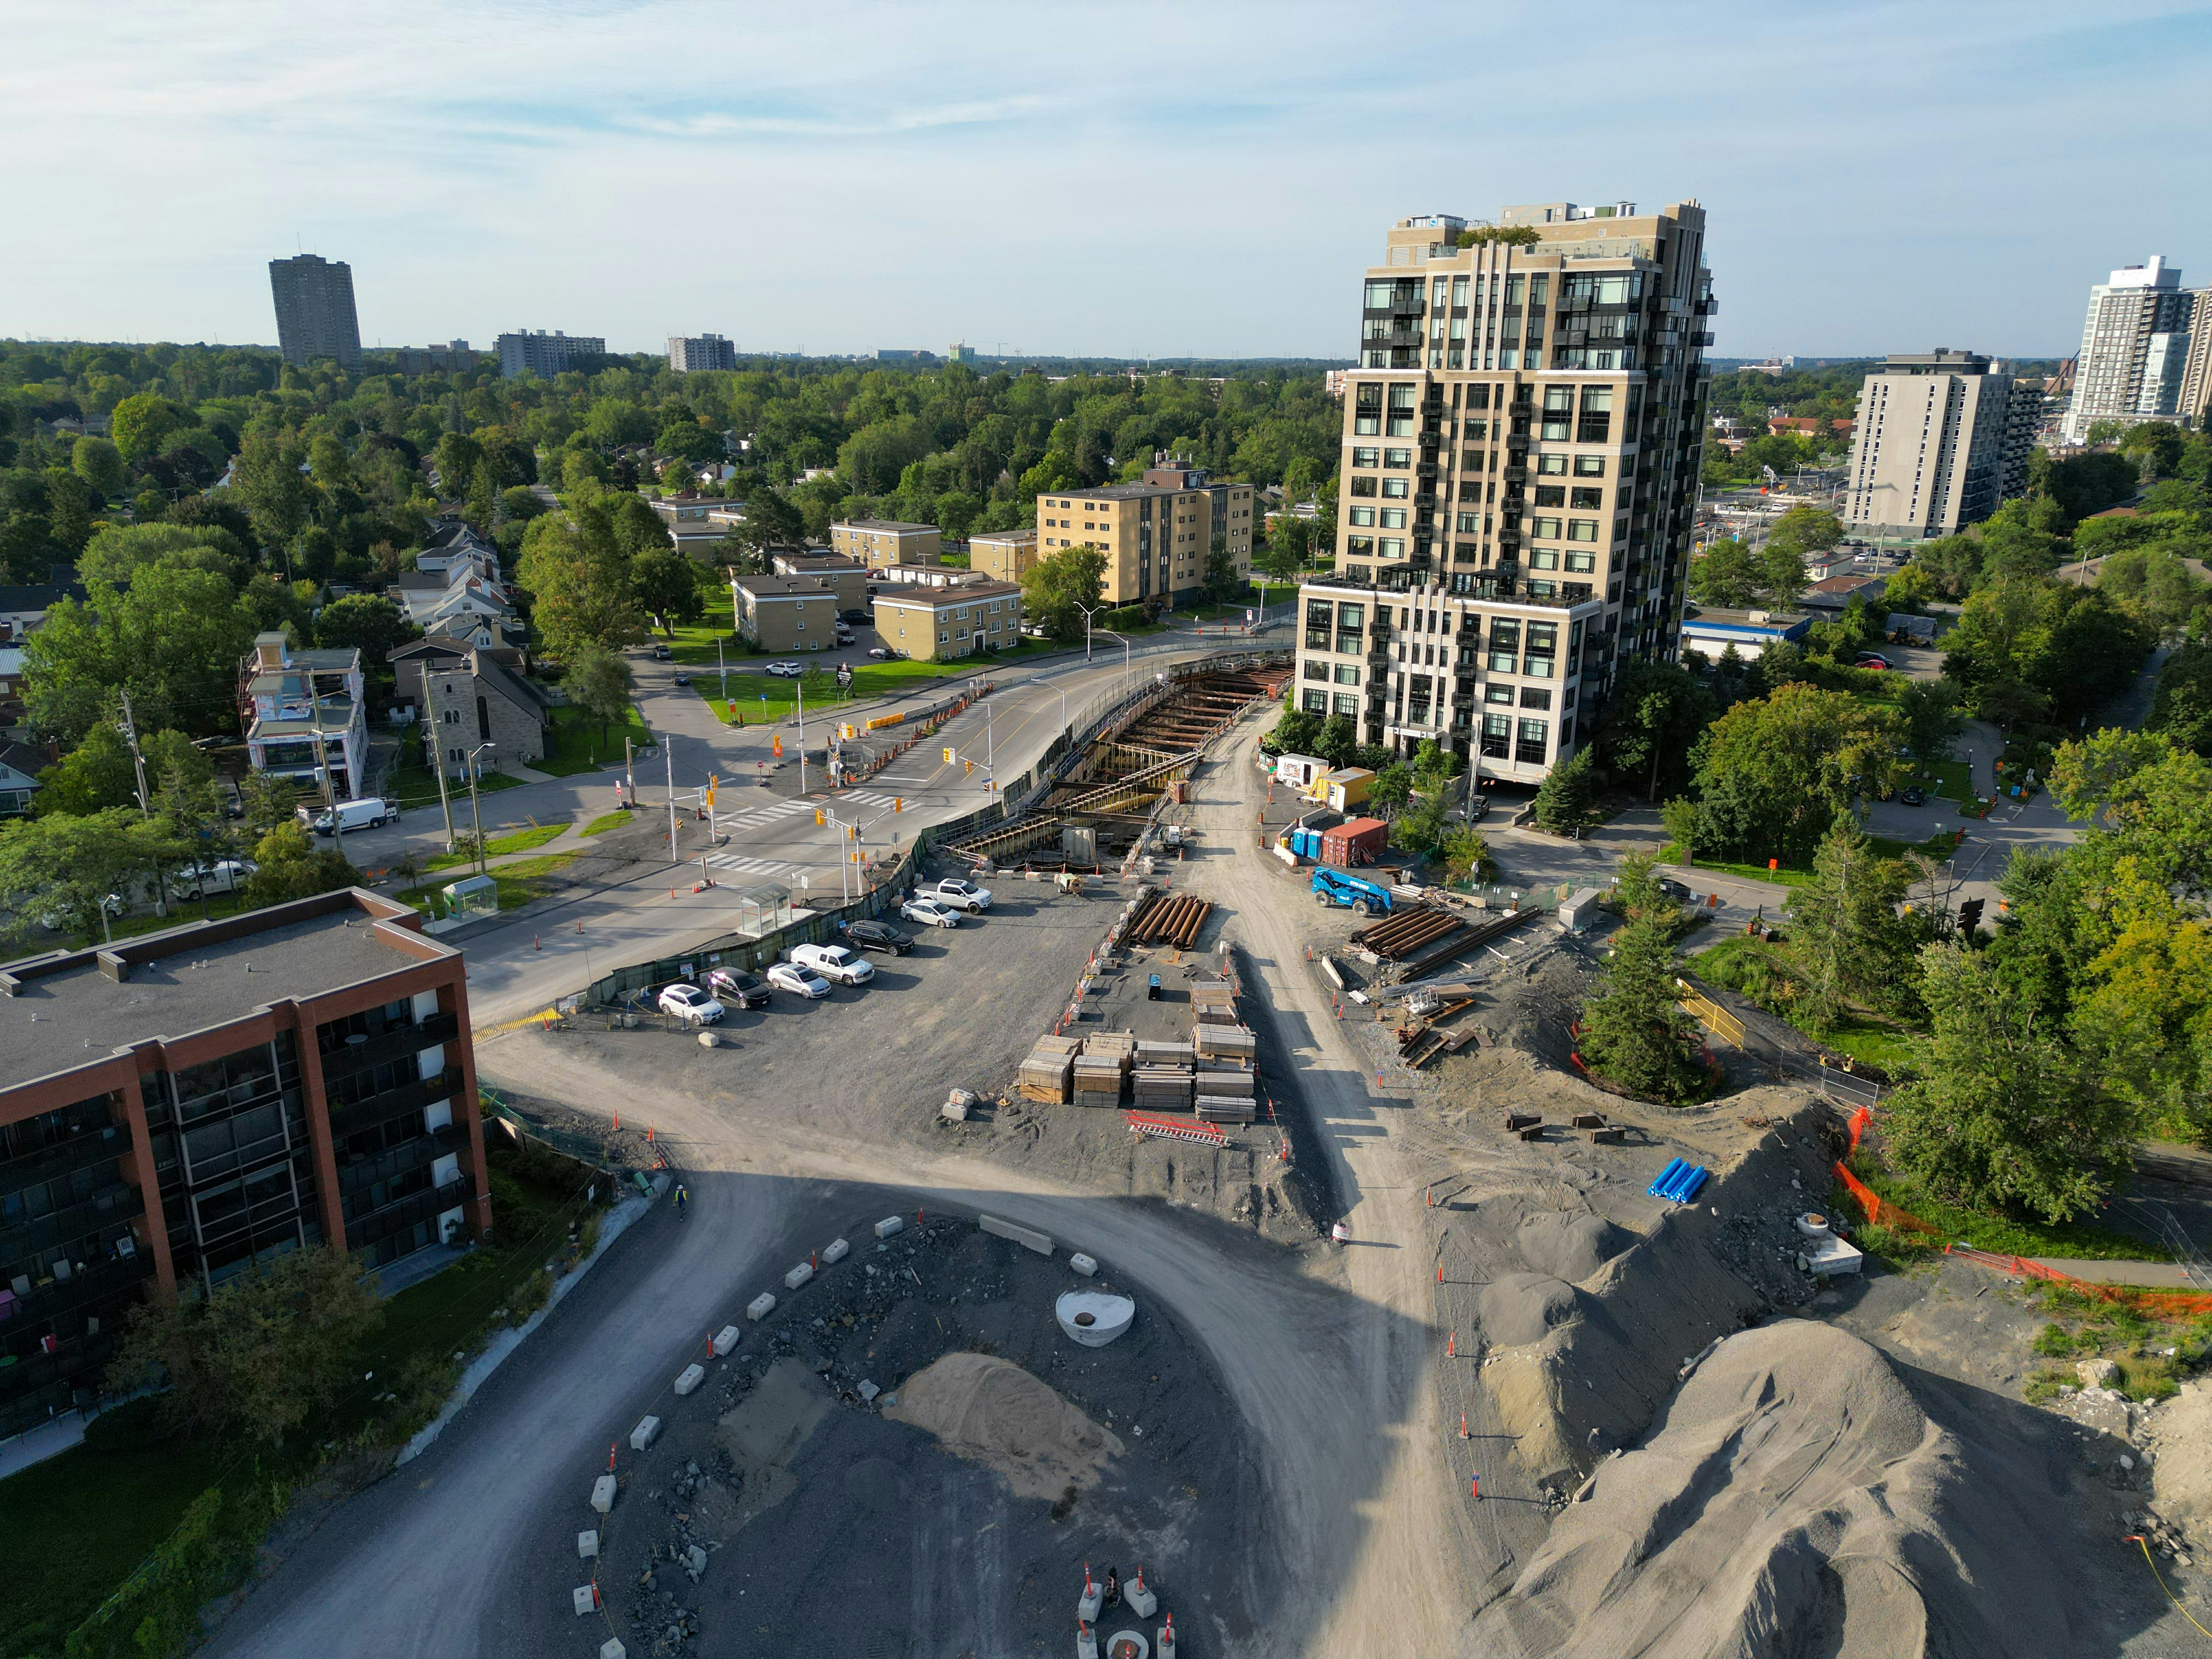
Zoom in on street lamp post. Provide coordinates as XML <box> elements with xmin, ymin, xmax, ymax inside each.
<box><xmin>464</xmin><ymin>743</ymin><xmax>496</xmax><ymax>876</ymax></box>
<box><xmin>1073</xmin><ymin>600</ymin><xmax>1107</xmax><ymax>663</ymax></box>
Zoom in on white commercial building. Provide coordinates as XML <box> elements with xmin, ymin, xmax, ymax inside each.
<box><xmin>2061</xmin><ymin>257</ymin><xmax>2199</xmax><ymax>444</ymax></box>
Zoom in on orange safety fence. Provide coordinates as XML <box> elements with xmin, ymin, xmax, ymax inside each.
<box><xmin>1943</xmin><ymin>1244</ymin><xmax>2212</xmax><ymax>1318</ymax></box>
<box><xmin>1831</xmin><ymin>1160</ymin><xmax>1940</xmax><ymax>1235</ymax></box>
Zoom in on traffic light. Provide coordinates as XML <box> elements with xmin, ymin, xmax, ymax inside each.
<box><xmin>1957</xmin><ymin>898</ymin><xmax>1985</xmax><ymax>937</ymax></box>
<box><xmin>893</xmin><ymin>798</ymin><xmax>902</xmax><ymax>812</ymax></box>
<box><xmin>815</xmin><ymin>809</ymin><xmax>826</xmax><ymax>826</ymax></box>
<box><xmin>707</xmin><ymin>775</ymin><xmax>717</xmax><ymax>805</ymax></box>
<box><xmin>943</xmin><ymin>746</ymin><xmax>955</xmax><ymax>764</ymax></box>
<box><xmin>964</xmin><ymin>760</ymin><xmax>974</xmax><ymax>776</ymax></box>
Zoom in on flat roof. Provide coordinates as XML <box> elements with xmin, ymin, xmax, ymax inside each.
<box><xmin>0</xmin><ymin>891</ymin><xmax>448</xmax><ymax>1096</ymax></box>
<box><xmin>872</xmin><ymin>581</ymin><xmax>1022</xmax><ymax>607</ymax></box>
<box><xmin>732</xmin><ymin>575</ymin><xmax>837</xmax><ymax>598</ymax></box>
<box><xmin>834</xmin><ymin>520</ymin><xmax>938</xmax><ymax>534</ymax></box>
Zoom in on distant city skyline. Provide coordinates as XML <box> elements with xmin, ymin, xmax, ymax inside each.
<box><xmin>3</xmin><ymin>3</ymin><xmax>2208</xmax><ymax>359</ymax></box>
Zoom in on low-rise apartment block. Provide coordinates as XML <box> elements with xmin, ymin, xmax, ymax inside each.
<box><xmin>829</xmin><ymin>520</ymin><xmax>941</xmax><ymax>570</ymax></box>
<box><xmin>1034</xmin><ymin>461</ymin><xmax>1254</xmax><ymax>607</ymax></box>
<box><xmin>0</xmin><ymin>889</ymin><xmax>492</xmax><ymax>1438</ymax></box>
<box><xmin>967</xmin><ymin>528</ymin><xmax>1039</xmax><ymax>587</ymax></box>
<box><xmin>730</xmin><ymin>576</ymin><xmax>841</xmax><ymax>652</ymax></box>
<box><xmin>769</xmin><ymin>552</ymin><xmax>868</xmax><ymax>613</ymax></box>
<box><xmin>872</xmin><ymin>582</ymin><xmax>1023</xmax><ymax>662</ymax></box>
<box><xmin>496</xmin><ymin>330</ymin><xmax>606</xmax><ymax>379</ymax></box>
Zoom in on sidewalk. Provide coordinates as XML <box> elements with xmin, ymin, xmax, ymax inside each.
<box><xmin>2023</xmin><ymin>1258</ymin><xmax>2208</xmax><ymax>1289</ymax></box>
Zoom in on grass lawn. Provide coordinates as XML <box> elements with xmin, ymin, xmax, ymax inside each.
<box><xmin>397</xmin><ymin>851</ymin><xmax>580</xmax><ymax>915</ymax></box>
<box><xmin>1867</xmin><ymin>827</ymin><xmax>1965</xmax><ymax>864</ymax></box>
<box><xmin>687</xmin><ymin>650</ymin><xmax>1041</xmax><ymax>726</ymax></box>
<box><xmin>538</xmin><ymin>703</ymin><xmax>650</xmax><ymax>777</ymax></box>
<box><xmin>0</xmin><ymin>1137</ymin><xmax>601</xmax><ymax>1659</ymax></box>
<box><xmin>424</xmin><ymin>822</ymin><xmax>568</xmax><ymax>872</ymax></box>
<box><xmin>1851</xmin><ymin>1161</ymin><xmax>2175</xmax><ymax>1262</ymax></box>
<box><xmin>1692</xmin><ymin>933</ymin><xmax>1924</xmax><ymax>1075</ymax></box>
<box><xmin>1692</xmin><ymin>854</ymin><xmax>1814</xmax><ymax>888</ymax></box>
<box><xmin>580</xmin><ymin>808</ymin><xmax>634</xmax><ymax>837</ymax></box>
<box><xmin>1921</xmin><ymin>757</ymin><xmax>1974</xmax><ymax>804</ymax></box>
<box><xmin>1814</xmin><ymin>1013</ymin><xmax>1920</xmax><ymax>1074</ymax></box>
<box><xmin>387</xmin><ymin>741</ymin><xmax>528</xmax><ymax>812</ymax></box>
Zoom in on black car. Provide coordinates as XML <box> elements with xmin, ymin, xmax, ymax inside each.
<box><xmin>844</xmin><ymin>919</ymin><xmax>914</xmax><ymax>956</ymax></box>
<box><xmin>1899</xmin><ymin>785</ymin><xmax>1927</xmax><ymax>806</ymax></box>
<box><xmin>839</xmin><ymin>608</ymin><xmax>871</xmax><ymax>625</ymax></box>
<box><xmin>704</xmin><ymin>968</ymin><xmax>771</xmax><ymax>1008</ymax></box>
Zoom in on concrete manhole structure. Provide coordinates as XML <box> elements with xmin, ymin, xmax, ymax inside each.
<box><xmin>1105</xmin><ymin>1632</ymin><xmax>1149</xmax><ymax>1659</ymax></box>
<box><xmin>1057</xmin><ymin>1290</ymin><xmax>1136</xmax><ymax>1347</ymax></box>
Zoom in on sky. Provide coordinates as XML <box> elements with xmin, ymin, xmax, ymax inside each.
<box><xmin>4</xmin><ymin>1</ymin><xmax>2210</xmax><ymax>362</ymax></box>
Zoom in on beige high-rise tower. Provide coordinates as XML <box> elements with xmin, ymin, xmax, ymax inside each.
<box><xmin>1843</xmin><ymin>351</ymin><xmax>2040</xmax><ymax>542</ymax></box>
<box><xmin>1295</xmin><ymin>201</ymin><xmax>1712</xmax><ymax>783</ymax></box>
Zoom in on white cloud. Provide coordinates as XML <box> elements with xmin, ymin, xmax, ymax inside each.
<box><xmin>1</xmin><ymin>0</ymin><xmax>2205</xmax><ymax>356</ymax></box>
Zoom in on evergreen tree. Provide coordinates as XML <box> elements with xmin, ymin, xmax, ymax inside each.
<box><xmin>1532</xmin><ymin>746</ymin><xmax>1599</xmax><ymax>835</ymax></box>
<box><xmin>1578</xmin><ymin>907</ymin><xmax>1708</xmax><ymax>1103</ymax></box>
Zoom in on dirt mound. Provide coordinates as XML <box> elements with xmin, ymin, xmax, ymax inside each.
<box><xmin>712</xmin><ymin>1358</ymin><xmax>833</xmax><ymax>1526</ymax></box>
<box><xmin>884</xmin><ymin>1351</ymin><xmax>1125</xmax><ymax>1501</ymax></box>
<box><xmin>1479</xmin><ymin>1274</ymin><xmax>1584</xmax><ymax>1347</ymax></box>
<box><xmin>1514</xmin><ymin>1212</ymin><xmax>1632</xmax><ymax>1282</ymax></box>
<box><xmin>1470</xmin><ymin>1321</ymin><xmax>2080</xmax><ymax>1658</ymax></box>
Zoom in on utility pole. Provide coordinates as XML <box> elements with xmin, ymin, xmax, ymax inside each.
<box><xmin>624</xmin><ymin>735</ymin><xmax>635</xmax><ymax>807</ymax></box>
<box><xmin>422</xmin><ymin>674</ymin><xmax>456</xmax><ymax>851</ymax></box>
<box><xmin>118</xmin><ymin>689</ymin><xmax>168</xmax><ymax>918</ymax></box>
<box><xmin>664</xmin><ymin>732</ymin><xmax>678</xmax><ymax>864</ymax></box>
<box><xmin>463</xmin><ymin>745</ymin><xmax>492</xmax><ymax>875</ymax></box>
<box><xmin>796</xmin><ymin>675</ymin><xmax>808</xmax><ymax>793</ymax></box>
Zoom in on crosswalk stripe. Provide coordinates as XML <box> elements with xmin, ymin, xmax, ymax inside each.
<box><xmin>846</xmin><ymin>791</ymin><xmax>895</xmax><ymax>805</ymax></box>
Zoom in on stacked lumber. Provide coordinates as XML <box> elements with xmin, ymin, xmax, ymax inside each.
<box><xmin>1195</xmin><ymin>1094</ymin><xmax>1256</xmax><ymax>1125</ymax></box>
<box><xmin>1087</xmin><ymin>1032</ymin><xmax>1138</xmax><ymax>1065</ymax></box>
<box><xmin>1195</xmin><ymin>1061</ymin><xmax>1254</xmax><ymax>1098</ymax></box>
<box><xmin>1017</xmin><ymin>1034</ymin><xmax>1082</xmax><ymax>1102</ymax></box>
<box><xmin>1189</xmin><ymin>981</ymin><xmax>1238</xmax><ymax>1028</ymax></box>
<box><xmin>1193</xmin><ymin>1023</ymin><xmax>1256</xmax><ymax>1062</ymax></box>
<box><xmin>1135</xmin><ymin>1040</ymin><xmax>1194</xmax><ymax>1066</ymax></box>
<box><xmin>1131</xmin><ymin>1065</ymin><xmax>1194</xmax><ymax>1111</ymax></box>
<box><xmin>1071</xmin><ymin>1055</ymin><xmax>1125</xmax><ymax>1108</ymax></box>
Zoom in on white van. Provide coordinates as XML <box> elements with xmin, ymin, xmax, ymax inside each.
<box><xmin>302</xmin><ymin>798</ymin><xmax>394</xmax><ymax>836</ymax></box>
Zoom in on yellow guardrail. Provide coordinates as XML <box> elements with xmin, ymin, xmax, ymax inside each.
<box><xmin>1675</xmin><ymin>978</ymin><xmax>1745</xmax><ymax>1047</ymax></box>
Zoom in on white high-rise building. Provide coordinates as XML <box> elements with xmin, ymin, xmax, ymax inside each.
<box><xmin>667</xmin><ymin>333</ymin><xmax>737</xmax><ymax>373</ymax></box>
<box><xmin>1843</xmin><ymin>351</ymin><xmax>2040</xmax><ymax>541</ymax></box>
<box><xmin>2061</xmin><ymin>256</ymin><xmax>2198</xmax><ymax>443</ymax></box>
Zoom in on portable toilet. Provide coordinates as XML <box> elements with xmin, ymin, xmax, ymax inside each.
<box><xmin>1321</xmin><ymin>768</ymin><xmax>1375</xmax><ymax>812</ymax></box>
<box><xmin>1274</xmin><ymin>753</ymin><xmax>1327</xmax><ymax>791</ymax></box>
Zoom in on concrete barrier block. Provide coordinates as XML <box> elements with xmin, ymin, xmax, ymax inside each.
<box><xmin>1069</xmin><ymin>1252</ymin><xmax>1099</xmax><ymax>1277</ymax></box>
<box><xmin>980</xmin><ymin>1213</ymin><xmax>1054</xmax><ymax>1256</ymax></box>
<box><xmin>713</xmin><ymin>1324</ymin><xmax>741</xmax><ymax>1356</ymax></box>
<box><xmin>784</xmin><ymin>1262</ymin><xmax>815</xmax><ymax>1290</ymax></box>
<box><xmin>601</xmin><ymin>1641</ymin><xmax>628</xmax><ymax>1659</ymax></box>
<box><xmin>822</xmin><ymin>1238</ymin><xmax>850</xmax><ymax>1265</ymax></box>
<box><xmin>747</xmin><ymin>1292</ymin><xmax>776</xmax><ymax>1322</ymax></box>
<box><xmin>590</xmin><ymin>1475</ymin><xmax>617</xmax><ymax>1514</ymax></box>
<box><xmin>573</xmin><ymin>1584</ymin><xmax>598</xmax><ymax>1617</ymax></box>
<box><xmin>874</xmin><ymin>1215</ymin><xmax>905</xmax><ymax>1239</ymax></box>
<box><xmin>674</xmin><ymin>1363</ymin><xmax>706</xmax><ymax>1397</ymax></box>
<box><xmin>578</xmin><ymin>1529</ymin><xmax>599</xmax><ymax>1559</ymax></box>
<box><xmin>630</xmin><ymin>1415</ymin><xmax>661</xmax><ymax>1452</ymax></box>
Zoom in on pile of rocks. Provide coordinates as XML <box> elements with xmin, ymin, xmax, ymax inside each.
<box><xmin>2123</xmin><ymin>1507</ymin><xmax>2194</xmax><ymax>1568</ymax></box>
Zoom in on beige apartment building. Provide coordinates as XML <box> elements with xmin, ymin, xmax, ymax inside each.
<box><xmin>830</xmin><ymin>519</ymin><xmax>941</xmax><ymax>569</ymax></box>
<box><xmin>769</xmin><ymin>551</ymin><xmax>868</xmax><ymax>612</ymax></box>
<box><xmin>1035</xmin><ymin>461</ymin><xmax>1255</xmax><ymax>607</ymax></box>
<box><xmin>730</xmin><ymin>575</ymin><xmax>839</xmax><ymax>652</ymax></box>
<box><xmin>873</xmin><ymin>581</ymin><xmax>1023</xmax><ymax>662</ymax></box>
<box><xmin>1296</xmin><ymin>200</ymin><xmax>1713</xmax><ymax>784</ymax></box>
<box><xmin>1843</xmin><ymin>351</ymin><xmax>2039</xmax><ymax>541</ymax></box>
<box><xmin>967</xmin><ymin>528</ymin><xmax>1039</xmax><ymax>586</ymax></box>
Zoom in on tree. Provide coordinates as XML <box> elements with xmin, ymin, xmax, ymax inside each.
<box><xmin>1689</xmin><ymin>538</ymin><xmax>1760</xmax><ymax>607</ymax></box>
<box><xmin>24</xmin><ymin>557</ymin><xmax>260</xmax><ymax>744</ymax></box>
<box><xmin>2151</xmin><ymin>642</ymin><xmax>2212</xmax><ymax>755</ymax></box>
<box><xmin>1264</xmin><ymin>706</ymin><xmax>1322</xmax><ymax>756</ymax></box>
<box><xmin>1390</xmin><ymin>789</ymin><xmax>1451</xmax><ymax>855</ymax></box>
<box><xmin>1912</xmin><ymin>535</ymin><xmax>1985</xmax><ymax>601</ymax></box>
<box><xmin>1018</xmin><ymin>545</ymin><xmax>1108</xmax><ymax>644</ymax></box>
<box><xmin>1313</xmin><ymin>713</ymin><xmax>1357</xmax><ymax>768</ymax></box>
<box><xmin>241</xmin><ymin>820</ymin><xmax>360</xmax><ymax>907</ymax></box>
<box><xmin>108</xmin><ymin>1245</ymin><xmax>383</xmax><ymax>1446</ymax></box>
<box><xmin>1369</xmin><ymin>763</ymin><xmax>1413</xmax><ymax>815</ymax></box>
<box><xmin>1689</xmin><ymin>683</ymin><xmax>1906</xmax><ymax>866</ymax></box>
<box><xmin>2036</xmin><ymin>450</ymin><xmax>2138</xmax><ymax>524</ymax></box>
<box><xmin>1783</xmin><ymin>820</ymin><xmax>1916</xmax><ymax>1029</ymax></box>
<box><xmin>433</xmin><ymin>432</ymin><xmax>486</xmax><ymax>497</ymax></box>
<box><xmin>1595</xmin><ymin>659</ymin><xmax>1715</xmax><ymax>800</ymax></box>
<box><xmin>1532</xmin><ymin>745</ymin><xmax>1600</xmax><ymax>836</ymax></box>
<box><xmin>1441</xmin><ymin>825</ymin><xmax>1497</xmax><ymax>884</ymax></box>
<box><xmin>72</xmin><ymin>435</ymin><xmax>128</xmax><ymax>500</ymax></box>
<box><xmin>1659</xmin><ymin>796</ymin><xmax>1699</xmax><ymax>862</ymax></box>
<box><xmin>568</xmin><ymin>644</ymin><xmax>636</xmax><ymax>744</ymax></box>
<box><xmin>2097</xmin><ymin>546</ymin><xmax>2205</xmax><ymax>639</ymax></box>
<box><xmin>315</xmin><ymin>593</ymin><xmax>420</xmax><ymax>661</ymax></box>
<box><xmin>1261</xmin><ymin>515</ymin><xmax>1310</xmax><ymax>579</ymax></box>
<box><xmin>1577</xmin><ymin>891</ymin><xmax>1709</xmax><ymax>1102</ymax></box>
<box><xmin>33</xmin><ymin>721</ymin><xmax>141</xmax><ymax>816</ymax></box>
<box><xmin>1896</xmin><ymin>678</ymin><xmax>1963</xmax><ymax>768</ymax></box>
<box><xmin>231</xmin><ymin>430</ymin><xmax>309</xmax><ymax>566</ymax></box>
<box><xmin>1886</xmin><ymin>941</ymin><xmax>2137</xmax><ymax>1222</ymax></box>
<box><xmin>631</xmin><ymin>548</ymin><xmax>704</xmax><ymax>636</ymax></box>
<box><xmin>515</xmin><ymin>505</ymin><xmax>647</xmax><ymax>659</ymax></box>
<box><xmin>1200</xmin><ymin>534</ymin><xmax>1241</xmax><ymax>605</ymax></box>
<box><xmin>0</xmin><ymin>808</ymin><xmax>155</xmax><ymax>944</ymax></box>
<box><xmin>109</xmin><ymin>393</ymin><xmax>188</xmax><ymax>462</ymax></box>
<box><xmin>77</xmin><ymin>522</ymin><xmax>246</xmax><ymax>586</ymax></box>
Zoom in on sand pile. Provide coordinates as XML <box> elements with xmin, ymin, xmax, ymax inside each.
<box><xmin>713</xmin><ymin>1358</ymin><xmax>833</xmax><ymax>1526</ymax></box>
<box><xmin>885</xmin><ymin>1351</ymin><xmax>1125</xmax><ymax>1500</ymax></box>
<box><xmin>1469</xmin><ymin>1321</ymin><xmax>2081</xmax><ymax>1659</ymax></box>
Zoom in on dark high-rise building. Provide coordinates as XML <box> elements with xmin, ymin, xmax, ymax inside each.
<box><xmin>268</xmin><ymin>253</ymin><xmax>363</xmax><ymax>371</ymax></box>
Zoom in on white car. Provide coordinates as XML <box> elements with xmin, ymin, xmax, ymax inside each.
<box><xmin>657</xmin><ymin>983</ymin><xmax>724</xmax><ymax>1024</ymax></box>
<box><xmin>764</xmin><ymin>661</ymin><xmax>804</xmax><ymax>678</ymax></box>
<box><xmin>791</xmin><ymin>943</ymin><xmax>873</xmax><ymax>986</ymax></box>
<box><xmin>177</xmin><ymin>859</ymin><xmax>257</xmax><ymax>899</ymax></box>
<box><xmin>900</xmin><ymin>897</ymin><xmax>961</xmax><ymax>929</ymax></box>
<box><xmin>766</xmin><ymin>961</ymin><xmax>832</xmax><ymax>998</ymax></box>
<box><xmin>866</xmin><ymin>647</ymin><xmax>893</xmax><ymax>660</ymax></box>
<box><xmin>932</xmin><ymin>878</ymin><xmax>992</xmax><ymax>913</ymax></box>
